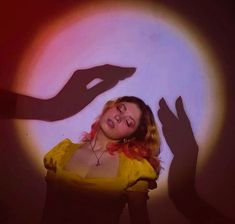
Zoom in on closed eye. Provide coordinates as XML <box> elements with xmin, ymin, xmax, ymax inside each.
<box><xmin>126</xmin><ymin>118</ymin><xmax>135</xmax><ymax>128</ymax></box>
<box><xmin>117</xmin><ymin>104</ymin><xmax>126</xmax><ymax>113</ymax></box>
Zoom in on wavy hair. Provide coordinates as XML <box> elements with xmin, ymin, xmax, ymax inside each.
<box><xmin>82</xmin><ymin>96</ymin><xmax>161</xmax><ymax>175</ymax></box>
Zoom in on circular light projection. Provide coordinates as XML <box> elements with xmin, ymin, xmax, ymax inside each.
<box><xmin>14</xmin><ymin>2</ymin><xmax>225</xmax><ymax>196</ymax></box>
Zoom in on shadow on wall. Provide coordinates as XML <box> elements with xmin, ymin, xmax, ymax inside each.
<box><xmin>0</xmin><ymin>64</ymin><xmax>135</xmax><ymax>224</ymax></box>
<box><xmin>0</xmin><ymin>65</ymin><xmax>234</xmax><ymax>224</ymax></box>
<box><xmin>0</xmin><ymin>64</ymin><xmax>135</xmax><ymax>121</ymax></box>
<box><xmin>158</xmin><ymin>97</ymin><xmax>235</xmax><ymax>224</ymax></box>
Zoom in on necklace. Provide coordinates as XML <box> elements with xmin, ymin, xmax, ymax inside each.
<box><xmin>89</xmin><ymin>136</ymin><xmax>106</xmax><ymax>166</ymax></box>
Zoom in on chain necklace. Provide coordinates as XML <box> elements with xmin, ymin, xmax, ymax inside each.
<box><xmin>89</xmin><ymin>135</ymin><xmax>107</xmax><ymax>166</ymax></box>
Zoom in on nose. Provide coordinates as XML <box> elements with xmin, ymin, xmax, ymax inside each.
<box><xmin>114</xmin><ymin>115</ymin><xmax>122</xmax><ymax>123</ymax></box>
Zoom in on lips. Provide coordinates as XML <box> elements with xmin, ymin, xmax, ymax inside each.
<box><xmin>107</xmin><ymin>118</ymin><xmax>115</xmax><ymax>128</ymax></box>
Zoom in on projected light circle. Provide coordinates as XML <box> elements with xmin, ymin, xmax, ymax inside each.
<box><xmin>14</xmin><ymin>3</ymin><xmax>225</xmax><ymax>195</ymax></box>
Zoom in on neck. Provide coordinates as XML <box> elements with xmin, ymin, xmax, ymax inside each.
<box><xmin>91</xmin><ymin>128</ymin><xmax>118</xmax><ymax>152</ymax></box>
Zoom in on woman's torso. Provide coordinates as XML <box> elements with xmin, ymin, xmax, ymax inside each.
<box><xmin>42</xmin><ymin>139</ymin><xmax>156</xmax><ymax>224</ymax></box>
<box><xmin>42</xmin><ymin>141</ymin><xmax>128</xmax><ymax>224</ymax></box>
<box><xmin>64</xmin><ymin>142</ymin><xmax>120</xmax><ymax>179</ymax></box>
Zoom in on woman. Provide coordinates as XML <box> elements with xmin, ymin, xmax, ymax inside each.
<box><xmin>42</xmin><ymin>96</ymin><xmax>161</xmax><ymax>224</ymax></box>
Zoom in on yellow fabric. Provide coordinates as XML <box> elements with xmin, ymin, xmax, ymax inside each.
<box><xmin>44</xmin><ymin>139</ymin><xmax>157</xmax><ymax>193</ymax></box>
<box><xmin>126</xmin><ymin>180</ymin><xmax>149</xmax><ymax>192</ymax></box>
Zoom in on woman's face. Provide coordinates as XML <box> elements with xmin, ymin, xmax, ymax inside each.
<box><xmin>99</xmin><ymin>102</ymin><xmax>142</xmax><ymax>140</ymax></box>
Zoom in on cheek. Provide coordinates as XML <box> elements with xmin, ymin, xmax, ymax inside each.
<box><xmin>106</xmin><ymin>125</ymin><xmax>127</xmax><ymax>140</ymax></box>
<box><xmin>116</xmin><ymin>124</ymin><xmax>136</xmax><ymax>138</ymax></box>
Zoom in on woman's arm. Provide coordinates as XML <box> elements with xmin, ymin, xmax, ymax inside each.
<box><xmin>127</xmin><ymin>191</ymin><xmax>151</xmax><ymax>224</ymax></box>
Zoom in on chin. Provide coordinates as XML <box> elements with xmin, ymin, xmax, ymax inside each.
<box><xmin>100</xmin><ymin>126</ymin><xmax>121</xmax><ymax>141</ymax></box>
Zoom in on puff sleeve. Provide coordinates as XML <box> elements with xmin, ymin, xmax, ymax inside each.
<box><xmin>43</xmin><ymin>138</ymin><xmax>72</xmax><ymax>173</ymax></box>
<box><xmin>125</xmin><ymin>158</ymin><xmax>158</xmax><ymax>193</ymax></box>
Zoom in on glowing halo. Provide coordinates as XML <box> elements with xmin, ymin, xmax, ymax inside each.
<box><xmin>13</xmin><ymin>1</ymin><xmax>225</xmax><ymax>198</ymax></box>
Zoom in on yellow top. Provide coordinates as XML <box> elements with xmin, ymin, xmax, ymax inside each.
<box><xmin>44</xmin><ymin>138</ymin><xmax>157</xmax><ymax>194</ymax></box>
<box><xmin>42</xmin><ymin>139</ymin><xmax>158</xmax><ymax>223</ymax></box>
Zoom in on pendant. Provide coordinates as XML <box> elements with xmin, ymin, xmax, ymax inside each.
<box><xmin>96</xmin><ymin>160</ymin><xmax>101</xmax><ymax>166</ymax></box>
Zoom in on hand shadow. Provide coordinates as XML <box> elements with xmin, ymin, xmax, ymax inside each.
<box><xmin>0</xmin><ymin>64</ymin><xmax>136</xmax><ymax>121</ymax></box>
<box><xmin>158</xmin><ymin>97</ymin><xmax>235</xmax><ymax>224</ymax></box>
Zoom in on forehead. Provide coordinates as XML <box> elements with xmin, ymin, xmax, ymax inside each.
<box><xmin>118</xmin><ymin>102</ymin><xmax>142</xmax><ymax>120</ymax></box>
